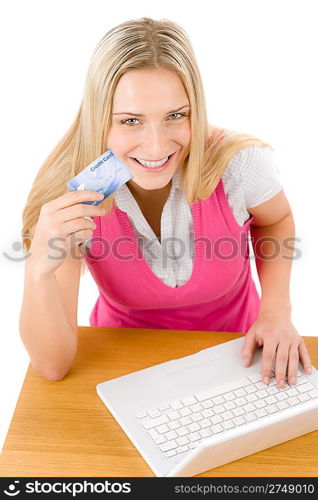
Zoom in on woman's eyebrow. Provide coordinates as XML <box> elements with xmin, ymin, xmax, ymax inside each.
<box><xmin>112</xmin><ymin>105</ymin><xmax>190</xmax><ymax>116</ymax></box>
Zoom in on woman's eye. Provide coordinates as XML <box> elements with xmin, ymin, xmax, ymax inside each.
<box><xmin>121</xmin><ymin>112</ymin><xmax>187</xmax><ymax>126</ymax></box>
<box><xmin>121</xmin><ymin>118</ymin><xmax>138</xmax><ymax>126</ymax></box>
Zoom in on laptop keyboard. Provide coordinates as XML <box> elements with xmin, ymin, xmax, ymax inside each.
<box><xmin>135</xmin><ymin>370</ymin><xmax>318</xmax><ymax>459</ymax></box>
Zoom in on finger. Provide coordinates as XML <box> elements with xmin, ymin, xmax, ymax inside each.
<box><xmin>298</xmin><ymin>339</ymin><xmax>313</xmax><ymax>375</ymax></box>
<box><xmin>47</xmin><ymin>190</ymin><xmax>104</xmax><ymax>211</ymax></box>
<box><xmin>287</xmin><ymin>343</ymin><xmax>299</xmax><ymax>386</ymax></box>
<box><xmin>63</xmin><ymin>218</ymin><xmax>96</xmax><ymax>237</ymax></box>
<box><xmin>275</xmin><ymin>341</ymin><xmax>290</xmax><ymax>389</ymax></box>
<box><xmin>241</xmin><ymin>331</ymin><xmax>258</xmax><ymax>366</ymax></box>
<box><xmin>58</xmin><ymin>203</ymin><xmax>105</xmax><ymax>222</ymax></box>
<box><xmin>261</xmin><ymin>340</ymin><xmax>278</xmax><ymax>385</ymax></box>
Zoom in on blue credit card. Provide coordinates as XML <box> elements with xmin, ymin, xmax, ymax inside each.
<box><xmin>67</xmin><ymin>149</ymin><xmax>133</xmax><ymax>205</ymax></box>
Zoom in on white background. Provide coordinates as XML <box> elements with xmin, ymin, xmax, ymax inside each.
<box><xmin>0</xmin><ymin>0</ymin><xmax>317</xmax><ymax>455</ymax></box>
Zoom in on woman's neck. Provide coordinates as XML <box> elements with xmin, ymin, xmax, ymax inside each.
<box><xmin>126</xmin><ymin>178</ymin><xmax>172</xmax><ymax>208</ymax></box>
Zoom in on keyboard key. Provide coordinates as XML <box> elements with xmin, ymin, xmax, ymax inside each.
<box><xmin>170</xmin><ymin>400</ymin><xmax>183</xmax><ymax>410</ymax></box>
<box><xmin>211</xmin><ymin>424</ymin><xmax>224</xmax><ymax>434</ymax></box>
<box><xmin>265</xmin><ymin>396</ymin><xmax>278</xmax><ymax>405</ymax></box>
<box><xmin>202</xmin><ymin>400</ymin><xmax>214</xmax><ymax>408</ymax></box>
<box><xmin>159</xmin><ymin>440</ymin><xmax>178</xmax><ymax>452</ymax></box>
<box><xmin>195</xmin><ymin>377</ymin><xmax>250</xmax><ymax>402</ymax></box>
<box><xmin>268</xmin><ymin>377</ymin><xmax>277</xmax><ymax>387</ymax></box>
<box><xmin>164</xmin><ymin>449</ymin><xmax>176</xmax><ymax>458</ymax></box>
<box><xmin>158</xmin><ymin>403</ymin><xmax>170</xmax><ymax>411</ymax></box>
<box><xmin>267</xmin><ymin>386</ymin><xmax>280</xmax><ymax>395</ymax></box>
<box><xmin>165</xmin><ymin>430</ymin><xmax>178</xmax><ymax>440</ymax></box>
<box><xmin>298</xmin><ymin>393</ymin><xmax>311</xmax><ymax>403</ymax></box>
<box><xmin>246</xmin><ymin>393</ymin><xmax>258</xmax><ymax>403</ymax></box>
<box><xmin>180</xmin><ymin>416</ymin><xmax>192</xmax><ymax>426</ymax></box>
<box><xmin>234</xmin><ymin>388</ymin><xmax>247</xmax><ymax>397</ymax></box>
<box><xmin>297</xmin><ymin>383</ymin><xmax>315</xmax><ymax>393</ymax></box>
<box><xmin>212</xmin><ymin>395</ymin><xmax>226</xmax><ymax>405</ymax></box>
<box><xmin>214</xmin><ymin>404</ymin><xmax>226</xmax><ymax>414</ymax></box>
<box><xmin>256</xmin><ymin>390</ymin><xmax>269</xmax><ymax>399</ymax></box>
<box><xmin>177</xmin><ymin>427</ymin><xmax>189</xmax><ymax>437</ymax></box>
<box><xmin>245</xmin><ymin>385</ymin><xmax>257</xmax><ymax>394</ymax></box>
<box><xmin>276</xmin><ymin>392</ymin><xmax>288</xmax><ymax>401</ymax></box>
<box><xmin>157</xmin><ymin>424</ymin><xmax>169</xmax><ymax>434</ymax></box>
<box><xmin>199</xmin><ymin>428</ymin><xmax>212</xmax><ymax>438</ymax></box>
<box><xmin>181</xmin><ymin>396</ymin><xmax>197</xmax><ymax>406</ymax></box>
<box><xmin>222</xmin><ymin>411</ymin><xmax>235</xmax><ymax>421</ymax></box>
<box><xmin>255</xmin><ymin>408</ymin><xmax>267</xmax><ymax>418</ymax></box>
<box><xmin>309</xmin><ymin>390</ymin><xmax>318</xmax><ymax>399</ymax></box>
<box><xmin>147</xmin><ymin>408</ymin><xmax>161</xmax><ymax>418</ymax></box>
<box><xmin>243</xmin><ymin>403</ymin><xmax>257</xmax><ymax>413</ymax></box>
<box><xmin>266</xmin><ymin>404</ymin><xmax>279</xmax><ymax>414</ymax></box>
<box><xmin>223</xmin><ymin>392</ymin><xmax>236</xmax><ymax>401</ymax></box>
<box><xmin>202</xmin><ymin>409</ymin><xmax>214</xmax><ymax>418</ymax></box>
<box><xmin>245</xmin><ymin>412</ymin><xmax>257</xmax><ymax>422</ymax></box>
<box><xmin>200</xmin><ymin>419</ymin><xmax>211</xmax><ymax>429</ymax></box>
<box><xmin>154</xmin><ymin>435</ymin><xmax>166</xmax><ymax>445</ymax></box>
<box><xmin>235</xmin><ymin>397</ymin><xmax>247</xmax><ymax>407</ymax></box>
<box><xmin>168</xmin><ymin>421</ymin><xmax>180</xmax><ymax>430</ymax></box>
<box><xmin>277</xmin><ymin>400</ymin><xmax>289</xmax><ymax>410</ymax></box>
<box><xmin>142</xmin><ymin>415</ymin><xmax>169</xmax><ymax>429</ymax></box>
<box><xmin>179</xmin><ymin>407</ymin><xmax>192</xmax><ymax>417</ymax></box>
<box><xmin>256</xmin><ymin>381</ymin><xmax>269</xmax><ymax>390</ymax></box>
<box><xmin>222</xmin><ymin>420</ymin><xmax>235</xmax><ymax>430</ymax></box>
<box><xmin>295</xmin><ymin>375</ymin><xmax>308</xmax><ymax>386</ymax></box>
<box><xmin>148</xmin><ymin>429</ymin><xmax>159</xmax><ymax>440</ymax></box>
<box><xmin>167</xmin><ymin>411</ymin><xmax>181</xmax><ymax>421</ymax></box>
<box><xmin>288</xmin><ymin>397</ymin><xmax>301</xmax><ymax>406</ymax></box>
<box><xmin>189</xmin><ymin>432</ymin><xmax>201</xmax><ymax>442</ymax></box>
<box><xmin>190</xmin><ymin>403</ymin><xmax>203</xmax><ymax>413</ymax></box>
<box><xmin>177</xmin><ymin>436</ymin><xmax>189</xmax><ymax>446</ymax></box>
<box><xmin>191</xmin><ymin>413</ymin><xmax>203</xmax><ymax>422</ymax></box>
<box><xmin>188</xmin><ymin>422</ymin><xmax>201</xmax><ymax>432</ymax></box>
<box><xmin>136</xmin><ymin>411</ymin><xmax>147</xmax><ymax>419</ymax></box>
<box><xmin>286</xmin><ymin>388</ymin><xmax>298</xmax><ymax>397</ymax></box>
<box><xmin>177</xmin><ymin>445</ymin><xmax>189</xmax><ymax>454</ymax></box>
<box><xmin>224</xmin><ymin>401</ymin><xmax>236</xmax><ymax>410</ymax></box>
<box><xmin>233</xmin><ymin>416</ymin><xmax>246</xmax><ymax>426</ymax></box>
<box><xmin>211</xmin><ymin>415</ymin><xmax>223</xmax><ymax>424</ymax></box>
<box><xmin>233</xmin><ymin>407</ymin><xmax>245</xmax><ymax>416</ymax></box>
<box><xmin>254</xmin><ymin>399</ymin><xmax>266</xmax><ymax>409</ymax></box>
<box><xmin>248</xmin><ymin>373</ymin><xmax>262</xmax><ymax>383</ymax></box>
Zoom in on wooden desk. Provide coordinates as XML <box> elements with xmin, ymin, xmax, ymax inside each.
<box><xmin>0</xmin><ymin>328</ymin><xmax>317</xmax><ymax>477</ymax></box>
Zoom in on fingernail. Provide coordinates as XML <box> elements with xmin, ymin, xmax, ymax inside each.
<box><xmin>263</xmin><ymin>376</ymin><xmax>269</xmax><ymax>385</ymax></box>
<box><xmin>279</xmin><ymin>379</ymin><xmax>285</xmax><ymax>388</ymax></box>
<box><xmin>307</xmin><ymin>366</ymin><xmax>312</xmax><ymax>375</ymax></box>
<box><xmin>97</xmin><ymin>193</ymin><xmax>104</xmax><ymax>199</ymax></box>
<box><xmin>242</xmin><ymin>356</ymin><xmax>249</xmax><ymax>366</ymax></box>
<box><xmin>289</xmin><ymin>376</ymin><xmax>296</xmax><ymax>385</ymax></box>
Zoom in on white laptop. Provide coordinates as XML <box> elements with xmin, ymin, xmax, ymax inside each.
<box><xmin>96</xmin><ymin>336</ymin><xmax>318</xmax><ymax>477</ymax></box>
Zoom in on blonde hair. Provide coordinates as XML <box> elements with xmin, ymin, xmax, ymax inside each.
<box><xmin>21</xmin><ymin>17</ymin><xmax>273</xmax><ymax>276</ymax></box>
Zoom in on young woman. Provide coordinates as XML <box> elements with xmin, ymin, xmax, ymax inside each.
<box><xmin>20</xmin><ymin>17</ymin><xmax>312</xmax><ymax>386</ymax></box>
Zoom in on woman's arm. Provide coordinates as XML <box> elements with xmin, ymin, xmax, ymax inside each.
<box><xmin>241</xmin><ymin>190</ymin><xmax>313</xmax><ymax>388</ymax></box>
<box><xmin>249</xmin><ymin>189</ymin><xmax>293</xmax><ymax>314</ymax></box>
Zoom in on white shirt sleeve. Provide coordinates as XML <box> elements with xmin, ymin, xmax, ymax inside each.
<box><xmin>222</xmin><ymin>144</ymin><xmax>283</xmax><ymax>226</ymax></box>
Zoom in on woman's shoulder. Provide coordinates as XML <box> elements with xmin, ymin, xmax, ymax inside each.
<box><xmin>222</xmin><ymin>144</ymin><xmax>283</xmax><ymax>209</ymax></box>
<box><xmin>223</xmin><ymin>144</ymin><xmax>279</xmax><ymax>182</ymax></box>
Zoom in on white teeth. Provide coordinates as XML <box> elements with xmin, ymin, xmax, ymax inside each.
<box><xmin>135</xmin><ymin>156</ymin><xmax>169</xmax><ymax>168</ymax></box>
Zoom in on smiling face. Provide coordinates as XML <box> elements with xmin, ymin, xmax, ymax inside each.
<box><xmin>106</xmin><ymin>68</ymin><xmax>192</xmax><ymax>191</ymax></box>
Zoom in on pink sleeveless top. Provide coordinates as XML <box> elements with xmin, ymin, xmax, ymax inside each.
<box><xmin>83</xmin><ymin>177</ymin><xmax>261</xmax><ymax>334</ymax></box>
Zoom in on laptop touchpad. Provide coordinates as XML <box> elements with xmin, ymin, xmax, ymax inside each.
<box><xmin>163</xmin><ymin>354</ymin><xmax>225</xmax><ymax>392</ymax></box>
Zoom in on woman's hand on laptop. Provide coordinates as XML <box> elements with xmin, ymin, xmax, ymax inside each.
<box><xmin>240</xmin><ymin>309</ymin><xmax>313</xmax><ymax>389</ymax></box>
